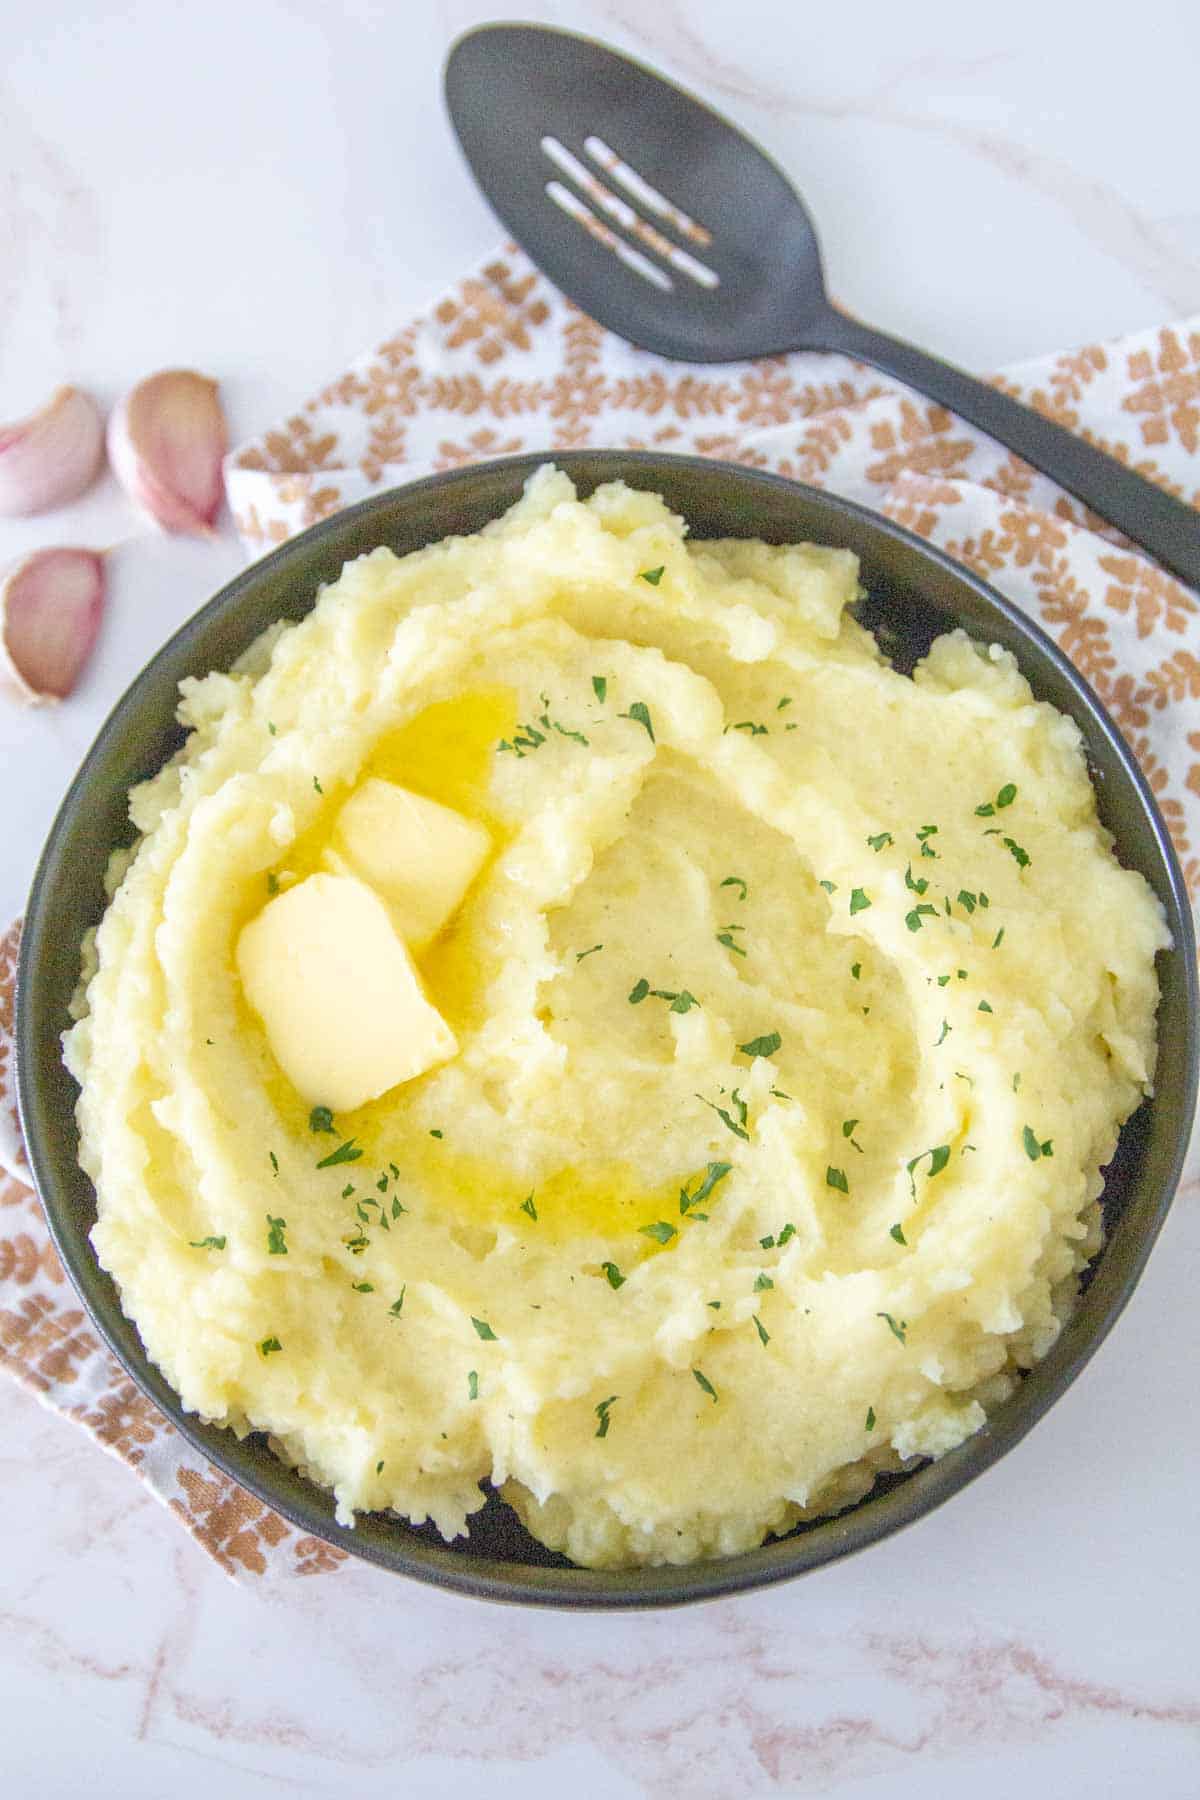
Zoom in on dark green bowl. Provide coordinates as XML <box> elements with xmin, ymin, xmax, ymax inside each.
<box><xmin>16</xmin><ymin>452</ymin><xmax>1198</xmax><ymax>1607</ymax></box>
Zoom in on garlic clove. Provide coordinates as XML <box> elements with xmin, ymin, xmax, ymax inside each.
<box><xmin>0</xmin><ymin>548</ymin><xmax>106</xmax><ymax>704</ymax></box>
<box><xmin>107</xmin><ymin>370</ymin><xmax>228</xmax><ymax>535</ymax></box>
<box><xmin>0</xmin><ymin>386</ymin><xmax>105</xmax><ymax>518</ymax></box>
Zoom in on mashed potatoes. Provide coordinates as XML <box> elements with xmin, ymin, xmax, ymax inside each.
<box><xmin>65</xmin><ymin>467</ymin><xmax>1168</xmax><ymax>1569</ymax></box>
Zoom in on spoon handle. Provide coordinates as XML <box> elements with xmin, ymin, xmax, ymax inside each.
<box><xmin>820</xmin><ymin>311</ymin><xmax>1199</xmax><ymax>592</ymax></box>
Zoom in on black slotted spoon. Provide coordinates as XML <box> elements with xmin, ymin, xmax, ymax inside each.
<box><xmin>445</xmin><ymin>23</ymin><xmax>1199</xmax><ymax>591</ymax></box>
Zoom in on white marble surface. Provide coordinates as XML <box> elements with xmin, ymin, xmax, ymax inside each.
<box><xmin>2</xmin><ymin>1</ymin><xmax>1199</xmax><ymax>1793</ymax></box>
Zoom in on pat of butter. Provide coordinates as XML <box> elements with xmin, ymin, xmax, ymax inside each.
<box><xmin>325</xmin><ymin>778</ymin><xmax>491</xmax><ymax>950</ymax></box>
<box><xmin>236</xmin><ymin>872</ymin><xmax>457</xmax><ymax>1111</ymax></box>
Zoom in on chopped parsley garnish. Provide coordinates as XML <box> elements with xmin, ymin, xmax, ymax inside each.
<box><xmin>1002</xmin><ymin>836</ymin><xmax>1031</xmax><ymax>868</ymax></box>
<box><xmin>708</xmin><ymin>1300</ymin><xmax>722</xmax><ymax>1310</ymax></box>
<box><xmin>849</xmin><ymin>887</ymin><xmax>871</xmax><ymax>915</ymax></box>
<box><xmin>739</xmin><ymin>1031</ymin><xmax>781</xmax><ymax>1059</ymax></box>
<box><xmin>777</xmin><ymin>696</ymin><xmax>793</xmax><ymax>710</ymax></box>
<box><xmin>266</xmin><ymin>872</ymin><xmax>279</xmax><ymax>896</ymax></box>
<box><xmin>592</xmin><ymin>675</ymin><xmax>608</xmax><ymax>703</ymax></box>
<box><xmin>313</xmin><ymin>776</ymin><xmax>324</xmax><ymax>795</ymax></box>
<box><xmin>601</xmin><ymin>1261</ymin><xmax>626</xmax><ymax>1290</ymax></box>
<box><xmin>916</xmin><ymin>825</ymin><xmax>939</xmax><ymax>842</ymax></box>
<box><xmin>760</xmin><ymin>1222</ymin><xmax>797</xmax><ymax>1250</ymax></box>
<box><xmin>905</xmin><ymin>903</ymin><xmax>937</xmax><ymax>931</ymax></box>
<box><xmin>906</xmin><ymin>1144</ymin><xmax>950</xmax><ymax>1197</ymax></box>
<box><xmin>975</xmin><ymin>783</ymin><xmax>1018</xmax><ymax>817</ymax></box>
<box><xmin>732</xmin><ymin>720</ymin><xmax>768</xmax><ymax>736</ymax></box>
<box><xmin>697</xmin><ymin>1089</ymin><xmax>750</xmax><ymax>1141</ymax></box>
<box><xmin>630</xmin><ymin>979</ymin><xmax>699</xmax><ymax>1012</ymax></box>
<box><xmin>575</xmin><ymin>943</ymin><xmax>603</xmax><ymax>963</ymax></box>
<box><xmin>866</xmin><ymin>1406</ymin><xmax>876</xmax><ymax>1431</ymax></box>
<box><xmin>267</xmin><ymin>721</ymin><xmax>277</xmax><ymax>735</ymax></box>
<box><xmin>978</xmin><ymin>999</ymin><xmax>994</xmax><ymax>1013</ymax></box>
<box><xmin>826</xmin><ymin>1165</ymin><xmax>849</xmax><ymax>1194</ymax></box>
<box><xmin>269</xmin><ymin>1151</ymin><xmax>279</xmax><ymax>1175</ymax></box>
<box><xmin>429</xmin><ymin>1128</ymin><xmax>443</xmax><ymax>1139</ymax></box>
<box><xmin>937</xmin><ymin>974</ymin><xmax>951</xmax><ymax>988</ymax></box>
<box><xmin>520</xmin><ymin>1194</ymin><xmax>538</xmax><ymax>1222</ymax></box>
<box><xmin>497</xmin><ymin>721</ymin><xmax>547</xmax><ymax>757</ymax></box>
<box><xmin>992</xmin><ymin>927</ymin><xmax>1005</xmax><ymax>949</ymax></box>
<box><xmin>352</xmin><ymin>1280</ymin><xmax>374</xmax><ymax>1293</ymax></box>
<box><xmin>389</xmin><ymin>1288</ymin><xmax>406</xmax><ymax>1317</ymax></box>
<box><xmin>851</xmin><ymin>961</ymin><xmax>862</xmax><ymax>981</ymax></box>
<box><xmin>391</xmin><ymin>1196</ymin><xmax>405</xmax><ymax>1219</ymax></box>
<box><xmin>867</xmin><ymin>832</ymin><xmax>893</xmax><ymax>853</ymax></box>
<box><xmin>754</xmin><ymin>1273</ymin><xmax>774</xmax><ymax>1292</ymax></box>
<box><xmin>679</xmin><ymin>1162</ymin><xmax>733</xmax><ymax>1217</ymax></box>
<box><xmin>639</xmin><ymin>566</ymin><xmax>665</xmax><ymax>585</ymax></box>
<box><xmin>317</xmin><ymin>1138</ymin><xmax>363</xmax><ymax>1169</ymax></box>
<box><xmin>935</xmin><ymin>1019</ymin><xmax>952</xmax><ymax>1046</ymax></box>
<box><xmin>889</xmin><ymin>1223</ymin><xmax>908</xmax><ymax>1246</ymax></box>
<box><xmin>752</xmin><ymin>1314</ymin><xmax>770</xmax><ymax>1347</ymax></box>
<box><xmin>716</xmin><ymin>928</ymin><xmax>747</xmax><ymax>957</ymax></box>
<box><xmin>877</xmin><ymin>1312</ymin><xmax>908</xmax><ymax>1344</ymax></box>
<box><xmin>308</xmin><ymin>1105</ymin><xmax>336</xmax><ymax>1135</ymax></box>
<box><xmin>343</xmin><ymin>1229</ymin><xmax>369</xmax><ymax>1255</ymax></box>
<box><xmin>1022</xmin><ymin>1125</ymin><xmax>1054</xmax><ymax>1161</ymax></box>
<box><xmin>692</xmin><ymin>1368</ymin><xmax>718</xmax><ymax>1402</ymax></box>
<box><xmin>639</xmin><ymin>1220</ymin><xmax>677</xmax><ymax>1244</ymax></box>
<box><xmin>720</xmin><ymin>875</ymin><xmax>748</xmax><ymax>900</ymax></box>
<box><xmin>259</xmin><ymin>1336</ymin><xmax>282</xmax><ymax>1357</ymax></box>
<box><xmin>467</xmin><ymin>1370</ymin><xmax>479</xmax><ymax>1400</ymax></box>
<box><xmin>819</xmin><ymin>879</ymin><xmax>837</xmax><ymax>894</ymax></box>
<box><xmin>956</xmin><ymin>889</ymin><xmax>977</xmax><ymax>914</ymax></box>
<box><xmin>594</xmin><ymin>1395</ymin><xmax>619</xmax><ymax>1437</ymax></box>
<box><xmin>618</xmin><ymin>700</ymin><xmax>655</xmax><ymax>741</ymax></box>
<box><xmin>376</xmin><ymin>1460</ymin><xmax>385</xmax><ymax>1475</ymax></box>
<box><xmin>266</xmin><ymin>1215</ymin><xmax>288</xmax><ymax>1256</ymax></box>
<box><xmin>905</xmin><ymin>865</ymin><xmax>929</xmax><ymax>896</ymax></box>
<box><xmin>189</xmin><ymin>1236</ymin><xmax>226</xmax><ymax>1251</ymax></box>
<box><xmin>471</xmin><ymin>1316</ymin><xmax>498</xmax><ymax>1341</ymax></box>
<box><xmin>843</xmin><ymin>1118</ymin><xmax>864</xmax><ymax>1152</ymax></box>
<box><xmin>542</xmin><ymin>712</ymin><xmax>589</xmax><ymax>747</ymax></box>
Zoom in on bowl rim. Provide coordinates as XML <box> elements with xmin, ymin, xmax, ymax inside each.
<box><xmin>16</xmin><ymin>450</ymin><xmax>1199</xmax><ymax>1608</ymax></box>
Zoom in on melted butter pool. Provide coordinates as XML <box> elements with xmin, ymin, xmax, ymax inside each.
<box><xmin>241</xmin><ymin>689</ymin><xmax>702</xmax><ymax>1253</ymax></box>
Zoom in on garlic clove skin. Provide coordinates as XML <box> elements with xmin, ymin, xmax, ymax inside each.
<box><xmin>0</xmin><ymin>386</ymin><xmax>105</xmax><ymax>518</ymax></box>
<box><xmin>107</xmin><ymin>370</ymin><xmax>228</xmax><ymax>535</ymax></box>
<box><xmin>0</xmin><ymin>548</ymin><xmax>106</xmax><ymax>704</ymax></box>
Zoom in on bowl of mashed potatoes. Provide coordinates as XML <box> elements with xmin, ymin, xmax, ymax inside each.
<box><xmin>17</xmin><ymin>453</ymin><xmax>1197</xmax><ymax>1606</ymax></box>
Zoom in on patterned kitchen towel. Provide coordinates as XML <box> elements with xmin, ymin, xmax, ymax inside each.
<box><xmin>1</xmin><ymin>245</ymin><xmax>1197</xmax><ymax>1582</ymax></box>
